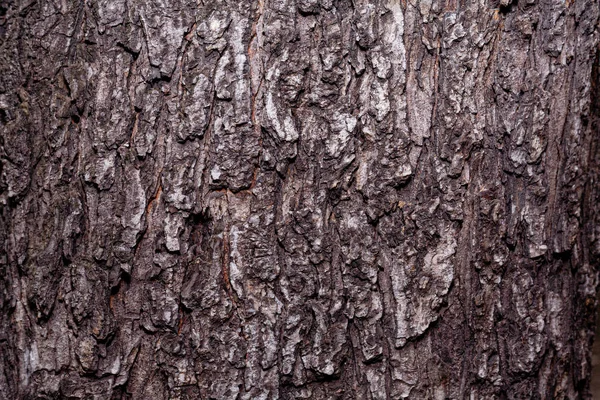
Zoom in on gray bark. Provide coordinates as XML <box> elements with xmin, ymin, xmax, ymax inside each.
<box><xmin>1</xmin><ymin>0</ymin><xmax>600</xmax><ymax>398</ymax></box>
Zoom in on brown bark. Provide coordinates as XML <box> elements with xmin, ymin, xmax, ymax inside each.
<box><xmin>1</xmin><ymin>0</ymin><xmax>600</xmax><ymax>398</ymax></box>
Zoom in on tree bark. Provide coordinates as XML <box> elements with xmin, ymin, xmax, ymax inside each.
<box><xmin>1</xmin><ymin>0</ymin><xmax>600</xmax><ymax>398</ymax></box>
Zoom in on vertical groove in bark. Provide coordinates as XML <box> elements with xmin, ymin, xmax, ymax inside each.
<box><xmin>0</xmin><ymin>0</ymin><xmax>599</xmax><ymax>398</ymax></box>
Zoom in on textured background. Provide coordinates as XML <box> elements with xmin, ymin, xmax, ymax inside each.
<box><xmin>593</xmin><ymin>315</ymin><xmax>600</xmax><ymax>396</ymax></box>
<box><xmin>1</xmin><ymin>0</ymin><xmax>600</xmax><ymax>398</ymax></box>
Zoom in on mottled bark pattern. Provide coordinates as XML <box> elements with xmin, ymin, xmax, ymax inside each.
<box><xmin>1</xmin><ymin>0</ymin><xmax>600</xmax><ymax>398</ymax></box>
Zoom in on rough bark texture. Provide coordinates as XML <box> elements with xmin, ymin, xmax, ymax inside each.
<box><xmin>1</xmin><ymin>0</ymin><xmax>600</xmax><ymax>398</ymax></box>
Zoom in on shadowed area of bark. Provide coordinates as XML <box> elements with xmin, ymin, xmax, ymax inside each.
<box><xmin>0</xmin><ymin>0</ymin><xmax>599</xmax><ymax>398</ymax></box>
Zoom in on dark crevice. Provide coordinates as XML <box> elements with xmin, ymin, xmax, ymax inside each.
<box><xmin>117</xmin><ymin>42</ymin><xmax>140</xmax><ymax>61</ymax></box>
<box><xmin>498</xmin><ymin>0</ymin><xmax>518</xmax><ymax>14</ymax></box>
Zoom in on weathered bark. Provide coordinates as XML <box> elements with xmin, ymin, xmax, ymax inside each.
<box><xmin>1</xmin><ymin>0</ymin><xmax>600</xmax><ymax>398</ymax></box>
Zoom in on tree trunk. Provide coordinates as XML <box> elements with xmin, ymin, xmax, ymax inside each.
<box><xmin>1</xmin><ymin>0</ymin><xmax>600</xmax><ymax>398</ymax></box>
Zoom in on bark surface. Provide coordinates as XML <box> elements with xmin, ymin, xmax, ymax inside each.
<box><xmin>1</xmin><ymin>0</ymin><xmax>600</xmax><ymax>398</ymax></box>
